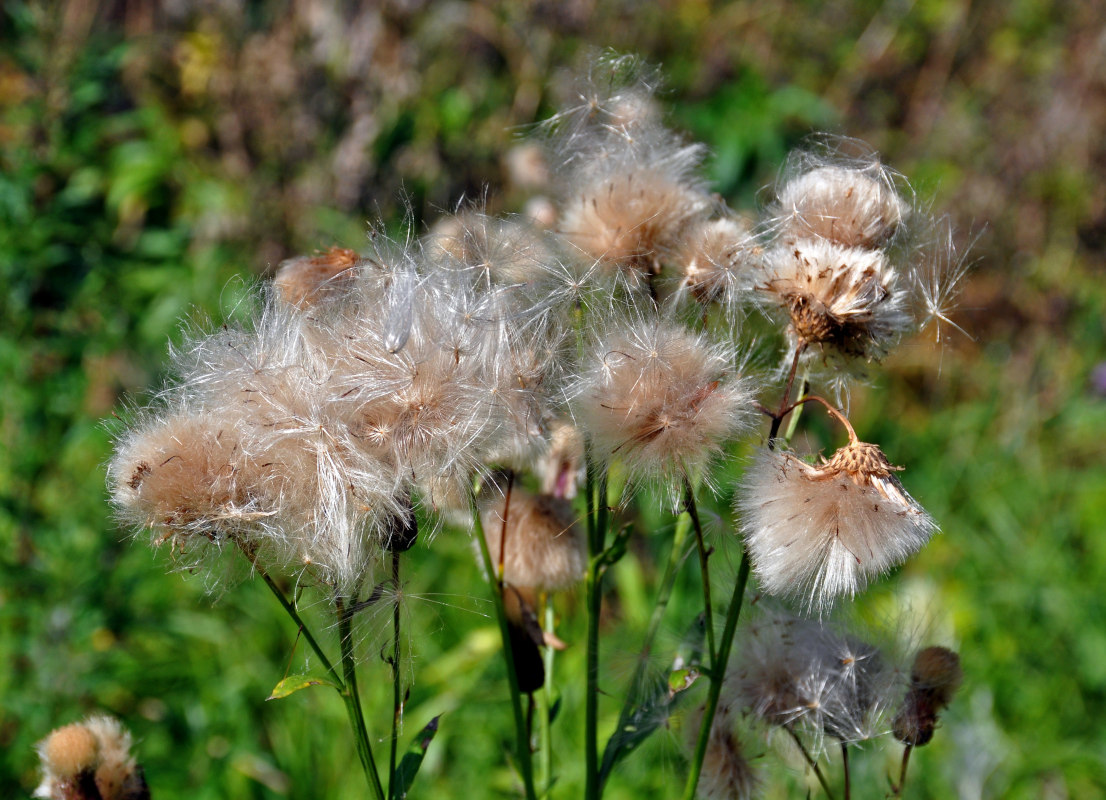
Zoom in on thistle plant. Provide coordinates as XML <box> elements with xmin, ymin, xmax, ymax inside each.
<box><xmin>99</xmin><ymin>52</ymin><xmax>969</xmax><ymax>799</ymax></box>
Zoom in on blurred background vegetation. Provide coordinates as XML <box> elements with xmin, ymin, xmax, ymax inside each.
<box><xmin>2</xmin><ymin>0</ymin><xmax>1105</xmax><ymax>797</ymax></box>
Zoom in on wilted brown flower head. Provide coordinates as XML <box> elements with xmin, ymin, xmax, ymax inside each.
<box><xmin>893</xmin><ymin>645</ymin><xmax>963</xmax><ymax>747</ymax></box>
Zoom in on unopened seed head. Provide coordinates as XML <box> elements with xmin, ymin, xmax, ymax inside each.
<box><xmin>736</xmin><ymin>444</ymin><xmax>936</xmax><ymax>613</ymax></box>
<box><xmin>480</xmin><ymin>489</ymin><xmax>585</xmax><ymax>592</ymax></box>
<box><xmin>777</xmin><ymin>165</ymin><xmax>907</xmax><ymax>250</ymax></box>
<box><xmin>911</xmin><ymin>645</ymin><xmax>963</xmax><ymax>707</ymax></box>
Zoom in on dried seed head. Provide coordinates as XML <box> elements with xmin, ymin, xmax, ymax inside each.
<box><xmin>736</xmin><ymin>444</ymin><xmax>936</xmax><ymax>612</ymax></box>
<box><xmin>274</xmin><ymin>246</ymin><xmax>360</xmax><ymax>310</ymax></box>
<box><xmin>911</xmin><ymin>645</ymin><xmax>963</xmax><ymax>706</ymax></box>
<box><xmin>761</xmin><ymin>238</ymin><xmax>910</xmax><ymax>364</ymax></box>
<box><xmin>573</xmin><ymin>318</ymin><xmax>755</xmax><ymax>495</ymax></box>
<box><xmin>777</xmin><ymin>165</ymin><xmax>907</xmax><ymax>250</ymax></box>
<box><xmin>39</xmin><ymin>725</ymin><xmax>98</xmax><ymax>779</ymax></box>
<box><xmin>109</xmin><ymin>410</ymin><xmax>267</xmax><ymax>544</ymax></box>
<box><xmin>731</xmin><ymin>612</ymin><xmax>903</xmax><ymax>749</ymax></box>
<box><xmin>537</xmin><ymin>419</ymin><xmax>584</xmax><ymax>500</ymax></box>
<box><xmin>480</xmin><ymin>489</ymin><xmax>585</xmax><ymax>592</ymax></box>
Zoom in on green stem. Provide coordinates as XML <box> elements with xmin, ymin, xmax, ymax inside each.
<box><xmin>681</xmin><ymin>550</ymin><xmax>750</xmax><ymax>800</ymax></box>
<box><xmin>255</xmin><ymin>567</ymin><xmax>385</xmax><ymax>800</ymax></box>
<box><xmin>472</xmin><ymin>495</ymin><xmax>539</xmax><ymax>800</ymax></box>
<box><xmin>538</xmin><ymin>594</ymin><xmax>555</xmax><ymax>796</ymax></box>
<box><xmin>785</xmin><ymin>726</ymin><xmax>837</xmax><ymax>800</ymax></box>
<box><xmin>389</xmin><ymin>549</ymin><xmax>403</xmax><ymax>798</ymax></box>
<box><xmin>337</xmin><ymin>597</ymin><xmax>388</xmax><ymax>800</ymax></box>
<box><xmin>842</xmin><ymin>743</ymin><xmax>850</xmax><ymax>800</ymax></box>
<box><xmin>600</xmin><ymin>513</ymin><xmax>690</xmax><ymax>793</ymax></box>
<box><xmin>585</xmin><ymin>454</ymin><xmax>609</xmax><ymax>800</ymax></box>
<box><xmin>782</xmin><ymin>376</ymin><xmax>810</xmax><ymax>444</ymax></box>
<box><xmin>683</xmin><ymin>479</ymin><xmax>716</xmax><ymax>665</ymax></box>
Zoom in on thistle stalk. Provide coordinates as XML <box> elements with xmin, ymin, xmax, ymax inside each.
<box><xmin>471</xmin><ymin>493</ymin><xmax>538</xmax><ymax>800</ymax></box>
<box><xmin>681</xmin><ymin>549</ymin><xmax>750</xmax><ymax>800</ymax></box>
<box><xmin>683</xmin><ymin>477</ymin><xmax>716</xmax><ymax>664</ymax></box>
<box><xmin>247</xmin><ymin>548</ymin><xmax>385</xmax><ymax>800</ymax></box>
<box><xmin>585</xmin><ymin>450</ymin><xmax>610</xmax><ymax>800</ymax></box>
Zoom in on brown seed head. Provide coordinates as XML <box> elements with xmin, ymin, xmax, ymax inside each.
<box><xmin>41</xmin><ymin>725</ymin><xmax>98</xmax><ymax>778</ymax></box>
<box><xmin>480</xmin><ymin>489</ymin><xmax>585</xmax><ymax>592</ymax></box>
<box><xmin>274</xmin><ymin>247</ymin><xmax>359</xmax><ymax>310</ymax></box>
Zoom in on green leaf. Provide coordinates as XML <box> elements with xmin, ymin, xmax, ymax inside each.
<box><xmin>265</xmin><ymin>675</ymin><xmax>336</xmax><ymax>701</ymax></box>
<box><xmin>392</xmin><ymin>715</ymin><xmax>441</xmax><ymax>799</ymax></box>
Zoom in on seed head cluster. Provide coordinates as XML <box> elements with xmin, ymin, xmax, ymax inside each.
<box><xmin>109</xmin><ymin>52</ymin><xmax>961</xmax><ymax>671</ymax></box>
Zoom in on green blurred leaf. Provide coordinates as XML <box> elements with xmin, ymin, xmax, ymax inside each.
<box><xmin>266</xmin><ymin>674</ymin><xmax>337</xmax><ymax>701</ymax></box>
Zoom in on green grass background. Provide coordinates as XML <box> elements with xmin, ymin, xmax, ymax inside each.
<box><xmin>3</xmin><ymin>1</ymin><xmax>1105</xmax><ymax>797</ymax></box>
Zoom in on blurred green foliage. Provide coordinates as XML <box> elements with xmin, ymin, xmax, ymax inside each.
<box><xmin>2</xmin><ymin>1</ymin><xmax>1105</xmax><ymax>798</ymax></box>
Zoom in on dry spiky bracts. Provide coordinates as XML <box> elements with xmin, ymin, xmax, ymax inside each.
<box><xmin>758</xmin><ymin>238</ymin><xmax>911</xmax><ymax>374</ymax></box>
<box><xmin>892</xmin><ymin>646</ymin><xmax>963</xmax><ymax>747</ymax></box>
<box><xmin>479</xmin><ymin>488</ymin><xmax>585</xmax><ymax>592</ymax></box>
<box><xmin>572</xmin><ymin>317</ymin><xmax>755</xmax><ymax>496</ymax></box>
<box><xmin>730</xmin><ymin>612</ymin><xmax>902</xmax><ymax>750</ymax></box>
<box><xmin>35</xmin><ymin>716</ymin><xmax>149</xmax><ymax>800</ymax></box>
<box><xmin>736</xmin><ymin>441</ymin><xmax>936</xmax><ymax>613</ymax></box>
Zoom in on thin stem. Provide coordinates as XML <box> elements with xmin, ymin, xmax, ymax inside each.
<box><xmin>388</xmin><ymin>549</ymin><xmax>403</xmax><ymax>799</ymax></box>
<box><xmin>768</xmin><ymin>344</ymin><xmax>806</xmax><ymax>442</ymax></box>
<box><xmin>782</xmin><ymin>376</ymin><xmax>810</xmax><ymax>444</ymax></box>
<box><xmin>892</xmin><ymin>744</ymin><xmax>913</xmax><ymax>797</ymax></box>
<box><xmin>784</xmin><ymin>727</ymin><xmax>837</xmax><ymax>800</ymax></box>
<box><xmin>683</xmin><ymin>478</ymin><xmax>716</xmax><ymax>664</ymax></box>
<box><xmin>337</xmin><ymin>597</ymin><xmax>388</xmax><ymax>800</ymax></box>
<box><xmin>681</xmin><ymin>550</ymin><xmax>751</xmax><ymax>800</ymax></box>
<box><xmin>538</xmin><ymin>594</ymin><xmax>555</xmax><ymax>796</ymax></box>
<box><xmin>842</xmin><ymin>743</ymin><xmax>851</xmax><ymax>800</ymax></box>
<box><xmin>499</xmin><ymin>471</ymin><xmax>515</xmax><ymax>579</ymax></box>
<box><xmin>778</xmin><ymin>395</ymin><xmax>859</xmax><ymax>444</ymax></box>
<box><xmin>585</xmin><ymin>452</ymin><xmax>609</xmax><ymax>800</ymax></box>
<box><xmin>472</xmin><ymin>494</ymin><xmax>538</xmax><ymax>800</ymax></box>
<box><xmin>249</xmin><ymin>558</ymin><xmax>385</xmax><ymax>800</ymax></box>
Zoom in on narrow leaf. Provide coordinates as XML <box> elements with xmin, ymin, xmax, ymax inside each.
<box><xmin>392</xmin><ymin>715</ymin><xmax>442</xmax><ymax>798</ymax></box>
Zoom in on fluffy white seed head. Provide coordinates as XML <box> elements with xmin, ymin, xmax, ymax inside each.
<box><xmin>558</xmin><ymin>151</ymin><xmax>712</xmax><ymax>284</ymax></box>
<box><xmin>675</xmin><ymin>215</ymin><xmax>761</xmax><ymax>307</ymax></box>
<box><xmin>572</xmin><ymin>317</ymin><xmax>755</xmax><ymax>497</ymax></box>
<box><xmin>691</xmin><ymin>702</ymin><xmax>759</xmax><ymax>800</ymax></box>
<box><xmin>730</xmin><ymin>612</ymin><xmax>904</xmax><ymax>749</ymax></box>
<box><xmin>273</xmin><ymin>246</ymin><xmax>361</xmax><ymax>311</ymax></box>
<box><xmin>736</xmin><ymin>442</ymin><xmax>937</xmax><ymax>613</ymax></box>
<box><xmin>479</xmin><ymin>488</ymin><xmax>586</xmax><ymax>592</ymax></box>
<box><xmin>776</xmin><ymin>164</ymin><xmax>908</xmax><ymax>250</ymax></box>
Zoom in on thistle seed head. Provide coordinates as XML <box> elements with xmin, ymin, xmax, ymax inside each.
<box><xmin>736</xmin><ymin>444</ymin><xmax>937</xmax><ymax>613</ymax></box>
